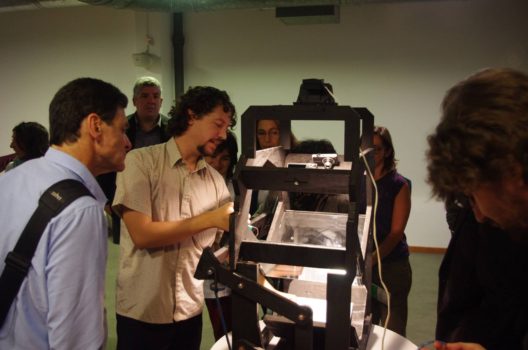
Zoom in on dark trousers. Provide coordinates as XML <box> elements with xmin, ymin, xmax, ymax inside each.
<box><xmin>116</xmin><ymin>313</ymin><xmax>202</xmax><ymax>350</ymax></box>
<box><xmin>371</xmin><ymin>257</ymin><xmax>412</xmax><ymax>337</ymax></box>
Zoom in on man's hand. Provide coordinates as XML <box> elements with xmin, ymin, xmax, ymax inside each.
<box><xmin>430</xmin><ymin>341</ymin><xmax>486</xmax><ymax>350</ymax></box>
<box><xmin>211</xmin><ymin>202</ymin><xmax>234</xmax><ymax>231</ymax></box>
<box><xmin>122</xmin><ymin>202</ymin><xmax>234</xmax><ymax>249</ymax></box>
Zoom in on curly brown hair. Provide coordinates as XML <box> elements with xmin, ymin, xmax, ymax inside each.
<box><xmin>167</xmin><ymin>86</ymin><xmax>236</xmax><ymax>137</ymax></box>
<box><xmin>427</xmin><ymin>68</ymin><xmax>528</xmax><ymax>200</ymax></box>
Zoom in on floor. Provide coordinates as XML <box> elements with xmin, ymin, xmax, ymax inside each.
<box><xmin>104</xmin><ymin>240</ymin><xmax>443</xmax><ymax>349</ymax></box>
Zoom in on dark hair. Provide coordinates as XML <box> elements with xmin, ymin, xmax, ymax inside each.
<box><xmin>427</xmin><ymin>68</ymin><xmax>528</xmax><ymax>200</ymax></box>
<box><xmin>167</xmin><ymin>86</ymin><xmax>236</xmax><ymax>137</ymax></box>
<box><xmin>12</xmin><ymin>122</ymin><xmax>49</xmax><ymax>160</ymax></box>
<box><xmin>256</xmin><ymin>119</ymin><xmax>279</xmax><ymax>150</ymax></box>
<box><xmin>214</xmin><ymin>130</ymin><xmax>238</xmax><ymax>179</ymax></box>
<box><xmin>49</xmin><ymin>78</ymin><xmax>128</xmax><ymax>145</ymax></box>
<box><xmin>256</xmin><ymin>119</ymin><xmax>299</xmax><ymax>150</ymax></box>
<box><xmin>289</xmin><ymin>139</ymin><xmax>337</xmax><ymax>211</ymax></box>
<box><xmin>290</xmin><ymin>138</ymin><xmax>336</xmax><ymax>154</ymax></box>
<box><xmin>374</xmin><ymin>125</ymin><xmax>397</xmax><ymax>172</ymax></box>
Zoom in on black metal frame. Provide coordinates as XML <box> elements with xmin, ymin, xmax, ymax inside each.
<box><xmin>196</xmin><ymin>103</ymin><xmax>375</xmax><ymax>350</ymax></box>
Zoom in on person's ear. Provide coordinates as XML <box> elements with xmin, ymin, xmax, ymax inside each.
<box><xmin>86</xmin><ymin>113</ymin><xmax>103</xmax><ymax>139</ymax></box>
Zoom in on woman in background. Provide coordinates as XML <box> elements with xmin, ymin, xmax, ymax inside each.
<box><xmin>4</xmin><ymin>121</ymin><xmax>49</xmax><ymax>172</ymax></box>
<box><xmin>205</xmin><ymin>131</ymin><xmax>238</xmax><ymax>196</ymax></box>
<box><xmin>252</xmin><ymin>119</ymin><xmax>298</xmax><ymax>215</ymax></box>
<box><xmin>252</xmin><ymin>119</ymin><xmax>282</xmax><ymax>214</ymax></box>
<box><xmin>203</xmin><ymin>131</ymin><xmax>238</xmax><ymax>341</ymax></box>
<box><xmin>256</xmin><ymin>119</ymin><xmax>281</xmax><ymax>150</ymax></box>
<box><xmin>370</xmin><ymin>125</ymin><xmax>412</xmax><ymax>337</ymax></box>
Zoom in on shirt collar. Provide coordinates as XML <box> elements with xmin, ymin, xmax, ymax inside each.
<box><xmin>166</xmin><ymin>139</ymin><xmax>207</xmax><ymax>172</ymax></box>
<box><xmin>45</xmin><ymin>148</ymin><xmax>107</xmax><ymax>205</ymax></box>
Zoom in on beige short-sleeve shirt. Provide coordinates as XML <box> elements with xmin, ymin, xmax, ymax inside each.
<box><xmin>113</xmin><ymin>139</ymin><xmax>230</xmax><ymax>323</ymax></box>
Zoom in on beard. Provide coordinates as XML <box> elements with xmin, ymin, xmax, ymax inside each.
<box><xmin>197</xmin><ymin>143</ymin><xmax>215</xmax><ymax>157</ymax></box>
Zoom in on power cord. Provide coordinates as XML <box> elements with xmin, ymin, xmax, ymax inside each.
<box><xmin>360</xmin><ymin>148</ymin><xmax>391</xmax><ymax>350</ymax></box>
<box><xmin>212</xmin><ymin>269</ymin><xmax>232</xmax><ymax>350</ymax></box>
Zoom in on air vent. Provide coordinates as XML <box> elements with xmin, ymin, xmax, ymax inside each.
<box><xmin>0</xmin><ymin>0</ymin><xmax>84</xmax><ymax>12</ymax></box>
<box><xmin>276</xmin><ymin>5</ymin><xmax>339</xmax><ymax>25</ymax></box>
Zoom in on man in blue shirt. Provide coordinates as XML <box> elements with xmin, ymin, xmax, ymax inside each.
<box><xmin>0</xmin><ymin>78</ymin><xmax>131</xmax><ymax>349</ymax></box>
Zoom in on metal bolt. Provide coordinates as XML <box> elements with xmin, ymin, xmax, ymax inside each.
<box><xmin>298</xmin><ymin>313</ymin><xmax>305</xmax><ymax>321</ymax></box>
<box><xmin>238</xmin><ymin>282</ymin><xmax>244</xmax><ymax>289</ymax></box>
<box><xmin>207</xmin><ymin>268</ymin><xmax>214</xmax><ymax>276</ymax></box>
<box><xmin>294</xmin><ymin>180</ymin><xmax>299</xmax><ymax>186</ymax></box>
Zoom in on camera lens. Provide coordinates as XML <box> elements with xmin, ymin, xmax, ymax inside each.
<box><xmin>323</xmin><ymin>157</ymin><xmax>334</xmax><ymax>169</ymax></box>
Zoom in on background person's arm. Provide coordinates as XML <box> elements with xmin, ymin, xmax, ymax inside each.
<box><xmin>372</xmin><ymin>182</ymin><xmax>411</xmax><ymax>264</ymax></box>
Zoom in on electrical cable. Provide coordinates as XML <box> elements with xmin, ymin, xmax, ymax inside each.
<box><xmin>323</xmin><ymin>84</ymin><xmax>337</xmax><ymax>103</ymax></box>
<box><xmin>360</xmin><ymin>148</ymin><xmax>391</xmax><ymax>350</ymax></box>
<box><xmin>248</xmin><ymin>224</ymin><xmax>259</xmax><ymax>238</ymax></box>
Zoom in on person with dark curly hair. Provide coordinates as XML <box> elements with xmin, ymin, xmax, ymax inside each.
<box><xmin>113</xmin><ymin>86</ymin><xmax>237</xmax><ymax>350</ymax></box>
<box><xmin>4</xmin><ymin>121</ymin><xmax>49</xmax><ymax>172</ymax></box>
<box><xmin>426</xmin><ymin>68</ymin><xmax>528</xmax><ymax>350</ymax></box>
<box><xmin>428</xmin><ymin>68</ymin><xmax>528</xmax><ymax>233</ymax></box>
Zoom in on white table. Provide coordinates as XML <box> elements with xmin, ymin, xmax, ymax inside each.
<box><xmin>211</xmin><ymin>324</ymin><xmax>417</xmax><ymax>350</ymax></box>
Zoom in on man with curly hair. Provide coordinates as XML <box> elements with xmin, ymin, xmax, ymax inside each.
<box><xmin>113</xmin><ymin>86</ymin><xmax>236</xmax><ymax>350</ymax></box>
<box><xmin>428</xmin><ymin>67</ymin><xmax>528</xmax><ymax>233</ymax></box>
<box><xmin>426</xmin><ymin>68</ymin><xmax>528</xmax><ymax>350</ymax></box>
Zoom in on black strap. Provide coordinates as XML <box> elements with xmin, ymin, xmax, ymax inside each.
<box><xmin>0</xmin><ymin>179</ymin><xmax>93</xmax><ymax>327</ymax></box>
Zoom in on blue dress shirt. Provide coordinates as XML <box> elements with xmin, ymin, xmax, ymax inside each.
<box><xmin>0</xmin><ymin>148</ymin><xmax>108</xmax><ymax>349</ymax></box>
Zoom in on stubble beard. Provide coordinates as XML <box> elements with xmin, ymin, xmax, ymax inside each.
<box><xmin>197</xmin><ymin>143</ymin><xmax>215</xmax><ymax>157</ymax></box>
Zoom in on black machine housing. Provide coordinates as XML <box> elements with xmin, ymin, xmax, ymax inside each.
<box><xmin>196</xmin><ymin>89</ymin><xmax>375</xmax><ymax>350</ymax></box>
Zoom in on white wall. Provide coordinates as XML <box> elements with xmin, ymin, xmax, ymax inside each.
<box><xmin>0</xmin><ymin>5</ymin><xmax>174</xmax><ymax>150</ymax></box>
<box><xmin>183</xmin><ymin>0</ymin><xmax>528</xmax><ymax>248</ymax></box>
<box><xmin>1</xmin><ymin>0</ymin><xmax>527</xmax><ymax>247</ymax></box>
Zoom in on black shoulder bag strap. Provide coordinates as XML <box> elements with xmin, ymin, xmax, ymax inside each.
<box><xmin>0</xmin><ymin>179</ymin><xmax>93</xmax><ymax>327</ymax></box>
